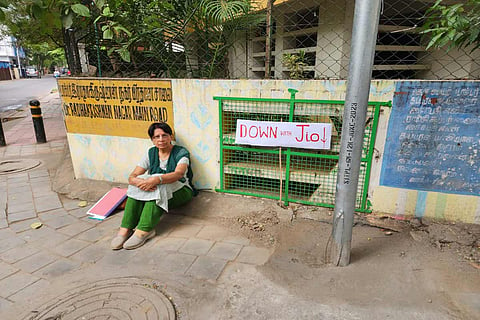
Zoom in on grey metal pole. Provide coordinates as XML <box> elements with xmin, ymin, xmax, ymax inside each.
<box><xmin>331</xmin><ymin>0</ymin><xmax>382</xmax><ymax>266</ymax></box>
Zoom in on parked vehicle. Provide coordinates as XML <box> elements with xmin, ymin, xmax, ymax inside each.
<box><xmin>26</xmin><ymin>67</ymin><xmax>41</xmax><ymax>78</ymax></box>
<box><xmin>54</xmin><ymin>70</ymin><xmax>60</xmax><ymax>78</ymax></box>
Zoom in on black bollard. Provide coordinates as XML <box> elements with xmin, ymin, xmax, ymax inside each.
<box><xmin>0</xmin><ymin>118</ymin><xmax>5</xmax><ymax>146</ymax></box>
<box><xmin>29</xmin><ymin>99</ymin><xmax>47</xmax><ymax>143</ymax></box>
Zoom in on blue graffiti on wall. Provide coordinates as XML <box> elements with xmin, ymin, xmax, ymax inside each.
<box><xmin>381</xmin><ymin>81</ymin><xmax>480</xmax><ymax>196</ymax></box>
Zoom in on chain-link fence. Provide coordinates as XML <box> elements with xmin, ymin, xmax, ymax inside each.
<box><xmin>73</xmin><ymin>0</ymin><xmax>479</xmax><ymax>80</ymax></box>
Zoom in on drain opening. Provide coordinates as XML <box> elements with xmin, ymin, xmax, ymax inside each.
<box><xmin>0</xmin><ymin>159</ymin><xmax>41</xmax><ymax>175</ymax></box>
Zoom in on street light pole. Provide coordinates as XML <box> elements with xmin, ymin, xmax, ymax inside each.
<box><xmin>331</xmin><ymin>0</ymin><xmax>382</xmax><ymax>266</ymax></box>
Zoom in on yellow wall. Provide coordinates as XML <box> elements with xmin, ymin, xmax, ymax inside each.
<box><xmin>61</xmin><ymin>78</ymin><xmax>479</xmax><ymax>224</ymax></box>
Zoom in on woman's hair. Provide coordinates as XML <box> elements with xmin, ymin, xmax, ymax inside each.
<box><xmin>148</xmin><ymin>122</ymin><xmax>173</xmax><ymax>138</ymax></box>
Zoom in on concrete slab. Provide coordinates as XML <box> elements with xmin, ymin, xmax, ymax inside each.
<box><xmin>154</xmin><ymin>237</ymin><xmax>187</xmax><ymax>252</ymax></box>
<box><xmin>0</xmin><ymin>244</ymin><xmax>41</xmax><ymax>264</ymax></box>
<box><xmin>7</xmin><ymin>202</ymin><xmax>35</xmax><ymax>215</ymax></box>
<box><xmin>8</xmin><ymin>279</ymin><xmax>50</xmax><ymax>303</ymax></box>
<box><xmin>38</xmin><ymin>208</ymin><xmax>69</xmax><ymax>221</ymax></box>
<box><xmin>0</xmin><ymin>261</ymin><xmax>19</xmax><ymax>280</ymax></box>
<box><xmin>7</xmin><ymin>210</ymin><xmax>37</xmax><ymax>223</ymax></box>
<box><xmin>70</xmin><ymin>243</ymin><xmax>109</xmax><ymax>264</ymax></box>
<box><xmin>0</xmin><ymin>272</ymin><xmax>40</xmax><ymax>298</ymax></box>
<box><xmin>157</xmin><ymin>252</ymin><xmax>197</xmax><ymax>274</ymax></box>
<box><xmin>8</xmin><ymin>218</ymin><xmax>41</xmax><ymax>233</ymax></box>
<box><xmin>207</xmin><ymin>241</ymin><xmax>242</xmax><ymax>261</ymax></box>
<box><xmin>179</xmin><ymin>238</ymin><xmax>214</xmax><ymax>256</ymax></box>
<box><xmin>58</xmin><ymin>221</ymin><xmax>94</xmax><ymax>237</ymax></box>
<box><xmin>236</xmin><ymin>246</ymin><xmax>271</xmax><ymax>265</ymax></box>
<box><xmin>168</xmin><ymin>223</ymin><xmax>203</xmax><ymax>238</ymax></box>
<box><xmin>0</xmin><ymin>236</ymin><xmax>25</xmax><ymax>253</ymax></box>
<box><xmin>50</xmin><ymin>238</ymin><xmax>90</xmax><ymax>257</ymax></box>
<box><xmin>186</xmin><ymin>255</ymin><xmax>228</xmax><ymax>280</ymax></box>
<box><xmin>33</xmin><ymin>259</ymin><xmax>81</xmax><ymax>278</ymax></box>
<box><xmin>13</xmin><ymin>251</ymin><xmax>58</xmax><ymax>273</ymax></box>
<box><xmin>42</xmin><ymin>214</ymin><xmax>77</xmax><ymax>229</ymax></box>
<box><xmin>34</xmin><ymin>194</ymin><xmax>63</xmax><ymax>213</ymax></box>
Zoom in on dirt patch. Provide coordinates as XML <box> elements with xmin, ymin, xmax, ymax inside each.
<box><xmin>409</xmin><ymin>220</ymin><xmax>480</xmax><ymax>266</ymax></box>
<box><xmin>217</xmin><ymin>203</ymin><xmax>295</xmax><ymax>247</ymax></box>
<box><xmin>216</xmin><ymin>201</ymin><xmax>480</xmax><ymax>269</ymax></box>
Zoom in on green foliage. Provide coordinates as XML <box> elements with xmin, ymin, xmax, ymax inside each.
<box><xmin>282</xmin><ymin>50</ymin><xmax>307</xmax><ymax>80</ymax></box>
<box><xmin>422</xmin><ymin>0</ymin><xmax>480</xmax><ymax>51</ymax></box>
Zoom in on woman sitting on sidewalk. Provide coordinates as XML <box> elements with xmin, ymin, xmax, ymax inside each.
<box><xmin>111</xmin><ymin>122</ymin><xmax>196</xmax><ymax>250</ymax></box>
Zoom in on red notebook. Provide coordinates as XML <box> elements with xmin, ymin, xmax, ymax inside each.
<box><xmin>87</xmin><ymin>187</ymin><xmax>127</xmax><ymax>220</ymax></box>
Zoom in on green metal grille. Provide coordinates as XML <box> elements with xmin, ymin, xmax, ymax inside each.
<box><xmin>215</xmin><ymin>90</ymin><xmax>390</xmax><ymax>212</ymax></box>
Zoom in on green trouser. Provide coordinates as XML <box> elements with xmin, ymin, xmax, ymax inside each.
<box><xmin>121</xmin><ymin>186</ymin><xmax>193</xmax><ymax>232</ymax></box>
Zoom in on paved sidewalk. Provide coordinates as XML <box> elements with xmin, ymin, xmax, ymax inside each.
<box><xmin>0</xmin><ymin>92</ymin><xmax>274</xmax><ymax>319</ymax></box>
<box><xmin>1</xmin><ymin>92</ymin><xmax>479</xmax><ymax>320</ymax></box>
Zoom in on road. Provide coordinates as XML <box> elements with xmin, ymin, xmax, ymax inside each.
<box><xmin>0</xmin><ymin>74</ymin><xmax>59</xmax><ymax>112</ymax></box>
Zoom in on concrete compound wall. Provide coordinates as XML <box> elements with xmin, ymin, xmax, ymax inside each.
<box><xmin>61</xmin><ymin>79</ymin><xmax>480</xmax><ymax>224</ymax></box>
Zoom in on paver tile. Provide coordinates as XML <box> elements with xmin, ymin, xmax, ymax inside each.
<box><xmin>37</xmin><ymin>232</ymin><xmax>70</xmax><ymax>248</ymax></box>
<box><xmin>34</xmin><ymin>195</ymin><xmax>63</xmax><ymax>213</ymax></box>
<box><xmin>0</xmin><ymin>228</ymin><xmax>16</xmax><ymax>241</ymax></box>
<box><xmin>67</xmin><ymin>207</ymin><xmax>90</xmax><ymax>219</ymax></box>
<box><xmin>179</xmin><ymin>238</ymin><xmax>214</xmax><ymax>255</ymax></box>
<box><xmin>58</xmin><ymin>221</ymin><xmax>93</xmax><ymax>236</ymax></box>
<box><xmin>8</xmin><ymin>279</ymin><xmax>50</xmax><ymax>303</ymax></box>
<box><xmin>70</xmin><ymin>244</ymin><xmax>108</xmax><ymax>264</ymax></box>
<box><xmin>51</xmin><ymin>238</ymin><xmax>90</xmax><ymax>257</ymax></box>
<box><xmin>14</xmin><ymin>251</ymin><xmax>58</xmax><ymax>273</ymax></box>
<box><xmin>0</xmin><ymin>272</ymin><xmax>39</xmax><ymax>298</ymax></box>
<box><xmin>157</xmin><ymin>252</ymin><xmax>197</xmax><ymax>274</ymax></box>
<box><xmin>0</xmin><ymin>236</ymin><xmax>25</xmax><ymax>253</ymax></box>
<box><xmin>7</xmin><ymin>210</ymin><xmax>37</xmax><ymax>223</ymax></box>
<box><xmin>0</xmin><ymin>261</ymin><xmax>19</xmax><ymax>280</ymax></box>
<box><xmin>7</xmin><ymin>203</ymin><xmax>35</xmax><ymax>215</ymax></box>
<box><xmin>0</xmin><ymin>296</ymin><xmax>13</xmax><ymax>310</ymax></box>
<box><xmin>97</xmin><ymin>248</ymin><xmax>138</xmax><ymax>266</ymax></box>
<box><xmin>196</xmin><ymin>225</ymin><xmax>232</xmax><ymax>241</ymax></box>
<box><xmin>154</xmin><ymin>237</ymin><xmax>187</xmax><ymax>252</ymax></box>
<box><xmin>42</xmin><ymin>214</ymin><xmax>77</xmax><ymax>229</ymax></box>
<box><xmin>186</xmin><ymin>255</ymin><xmax>228</xmax><ymax>280</ymax></box>
<box><xmin>28</xmin><ymin>170</ymin><xmax>49</xmax><ymax>178</ymax></box>
<box><xmin>168</xmin><ymin>223</ymin><xmax>203</xmax><ymax>238</ymax></box>
<box><xmin>61</xmin><ymin>198</ymin><xmax>84</xmax><ymax>211</ymax></box>
<box><xmin>179</xmin><ymin>216</ymin><xmax>206</xmax><ymax>225</ymax></box>
<box><xmin>207</xmin><ymin>242</ymin><xmax>242</xmax><ymax>261</ymax></box>
<box><xmin>34</xmin><ymin>259</ymin><xmax>80</xmax><ymax>278</ymax></box>
<box><xmin>21</xmin><ymin>226</ymin><xmax>56</xmax><ymax>243</ymax></box>
<box><xmin>38</xmin><ymin>208</ymin><xmax>69</xmax><ymax>221</ymax></box>
<box><xmin>236</xmin><ymin>246</ymin><xmax>271</xmax><ymax>265</ymax></box>
<box><xmin>7</xmin><ymin>185</ymin><xmax>31</xmax><ymax>196</ymax></box>
<box><xmin>75</xmin><ymin>227</ymin><xmax>109</xmax><ymax>243</ymax></box>
<box><xmin>9</xmin><ymin>218</ymin><xmax>40</xmax><ymax>233</ymax></box>
<box><xmin>0</xmin><ymin>244</ymin><xmax>40</xmax><ymax>264</ymax></box>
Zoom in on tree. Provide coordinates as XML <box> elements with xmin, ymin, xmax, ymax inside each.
<box><xmin>422</xmin><ymin>0</ymin><xmax>480</xmax><ymax>51</ymax></box>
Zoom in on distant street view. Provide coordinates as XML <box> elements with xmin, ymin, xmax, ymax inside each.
<box><xmin>0</xmin><ymin>75</ymin><xmax>58</xmax><ymax>113</ymax></box>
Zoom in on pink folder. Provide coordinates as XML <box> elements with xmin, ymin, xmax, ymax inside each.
<box><xmin>87</xmin><ymin>187</ymin><xmax>127</xmax><ymax>220</ymax></box>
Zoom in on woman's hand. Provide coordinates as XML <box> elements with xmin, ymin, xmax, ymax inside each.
<box><xmin>136</xmin><ymin>177</ymin><xmax>159</xmax><ymax>192</ymax></box>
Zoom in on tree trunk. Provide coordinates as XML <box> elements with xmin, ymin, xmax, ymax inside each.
<box><xmin>62</xmin><ymin>28</ymin><xmax>82</xmax><ymax>75</ymax></box>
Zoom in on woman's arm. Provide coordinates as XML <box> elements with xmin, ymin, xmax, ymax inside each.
<box><xmin>130</xmin><ymin>163</ymin><xmax>188</xmax><ymax>191</ymax></box>
<box><xmin>128</xmin><ymin>166</ymin><xmax>148</xmax><ymax>188</ymax></box>
<box><xmin>158</xmin><ymin>163</ymin><xmax>188</xmax><ymax>184</ymax></box>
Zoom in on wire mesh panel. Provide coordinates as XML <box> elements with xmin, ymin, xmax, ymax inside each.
<box><xmin>216</xmin><ymin>90</ymin><xmax>387</xmax><ymax>212</ymax></box>
<box><xmin>62</xmin><ymin>0</ymin><xmax>477</xmax><ymax>80</ymax></box>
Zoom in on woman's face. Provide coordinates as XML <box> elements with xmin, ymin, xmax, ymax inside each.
<box><xmin>151</xmin><ymin>128</ymin><xmax>172</xmax><ymax>149</ymax></box>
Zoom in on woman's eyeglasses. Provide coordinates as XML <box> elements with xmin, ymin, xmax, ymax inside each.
<box><xmin>152</xmin><ymin>134</ymin><xmax>170</xmax><ymax>140</ymax></box>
